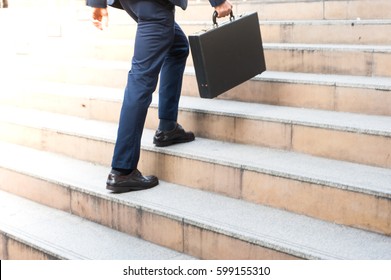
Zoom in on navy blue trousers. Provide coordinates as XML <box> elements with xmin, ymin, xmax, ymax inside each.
<box><xmin>113</xmin><ymin>0</ymin><xmax>189</xmax><ymax>170</ymax></box>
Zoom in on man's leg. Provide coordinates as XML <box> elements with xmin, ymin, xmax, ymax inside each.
<box><xmin>153</xmin><ymin>22</ymin><xmax>195</xmax><ymax>146</ymax></box>
<box><xmin>158</xmin><ymin>22</ymin><xmax>188</xmax><ymax>127</ymax></box>
<box><xmin>107</xmin><ymin>0</ymin><xmax>175</xmax><ymax>192</ymax></box>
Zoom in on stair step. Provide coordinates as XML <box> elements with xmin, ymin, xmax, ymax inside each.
<box><xmin>1</xmin><ymin>142</ymin><xmax>391</xmax><ymax>259</ymax></box>
<box><xmin>262</xmin><ymin>43</ymin><xmax>391</xmax><ymax>77</ymax></box>
<box><xmin>0</xmin><ymin>190</ymin><xmax>193</xmax><ymax>260</ymax></box>
<box><xmin>4</xmin><ymin>44</ymin><xmax>391</xmax><ymax>80</ymax></box>
<box><xmin>58</xmin><ymin>19</ymin><xmax>391</xmax><ymax>45</ymax></box>
<box><xmin>56</xmin><ymin>17</ymin><xmax>391</xmax><ymax>45</ymax></box>
<box><xmin>183</xmin><ymin>69</ymin><xmax>391</xmax><ymax>116</ymax></box>
<box><xmin>3</xmin><ymin>70</ymin><xmax>390</xmax><ymax>117</ymax></box>
<box><xmin>1</xmin><ymin>87</ymin><xmax>390</xmax><ymax>168</ymax></box>
<box><xmin>262</xmin><ymin>19</ymin><xmax>391</xmax><ymax>45</ymax></box>
<box><xmin>181</xmin><ymin>19</ymin><xmax>391</xmax><ymax>45</ymax></box>
<box><xmin>0</xmin><ymin>108</ymin><xmax>390</xmax><ymax>235</ymax></box>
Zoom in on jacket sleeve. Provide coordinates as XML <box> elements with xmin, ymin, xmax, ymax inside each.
<box><xmin>208</xmin><ymin>0</ymin><xmax>226</xmax><ymax>7</ymax></box>
<box><xmin>86</xmin><ymin>0</ymin><xmax>107</xmax><ymax>8</ymax></box>
<box><xmin>86</xmin><ymin>0</ymin><xmax>226</xmax><ymax>9</ymax></box>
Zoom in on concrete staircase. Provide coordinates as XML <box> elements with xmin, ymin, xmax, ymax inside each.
<box><xmin>0</xmin><ymin>0</ymin><xmax>390</xmax><ymax>259</ymax></box>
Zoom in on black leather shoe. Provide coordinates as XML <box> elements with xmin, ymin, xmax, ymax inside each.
<box><xmin>153</xmin><ymin>124</ymin><xmax>195</xmax><ymax>147</ymax></box>
<box><xmin>106</xmin><ymin>169</ymin><xmax>159</xmax><ymax>193</ymax></box>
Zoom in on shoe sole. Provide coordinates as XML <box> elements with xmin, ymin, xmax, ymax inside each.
<box><xmin>106</xmin><ymin>180</ymin><xmax>159</xmax><ymax>193</ymax></box>
<box><xmin>153</xmin><ymin>136</ymin><xmax>195</xmax><ymax>147</ymax></box>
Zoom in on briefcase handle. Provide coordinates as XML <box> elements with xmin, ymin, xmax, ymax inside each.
<box><xmin>213</xmin><ymin>11</ymin><xmax>235</xmax><ymax>28</ymax></box>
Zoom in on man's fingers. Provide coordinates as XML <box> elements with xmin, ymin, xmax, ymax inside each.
<box><xmin>91</xmin><ymin>8</ymin><xmax>108</xmax><ymax>30</ymax></box>
<box><xmin>216</xmin><ymin>10</ymin><xmax>232</xmax><ymax>18</ymax></box>
<box><xmin>215</xmin><ymin>1</ymin><xmax>233</xmax><ymax>18</ymax></box>
<box><xmin>92</xmin><ymin>19</ymin><xmax>103</xmax><ymax>30</ymax></box>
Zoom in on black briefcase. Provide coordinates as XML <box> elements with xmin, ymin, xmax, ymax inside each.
<box><xmin>188</xmin><ymin>12</ymin><xmax>266</xmax><ymax>99</ymax></box>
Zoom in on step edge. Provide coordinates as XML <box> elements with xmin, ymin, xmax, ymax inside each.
<box><xmin>0</xmin><ymin>190</ymin><xmax>194</xmax><ymax>260</ymax></box>
<box><xmin>3</xmin><ymin>84</ymin><xmax>391</xmax><ymax>137</ymax></box>
<box><xmin>0</xmin><ymin>222</ymin><xmax>86</xmax><ymax>260</ymax></box>
<box><xmin>0</xmin><ymin>108</ymin><xmax>390</xmax><ymax>199</ymax></box>
<box><xmin>2</xmin><ymin>145</ymin><xmax>389</xmax><ymax>260</ymax></box>
<box><xmin>0</xmin><ymin>155</ymin><xmax>348</xmax><ymax>260</ymax></box>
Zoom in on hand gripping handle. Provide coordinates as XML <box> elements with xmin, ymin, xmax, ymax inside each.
<box><xmin>212</xmin><ymin>11</ymin><xmax>235</xmax><ymax>27</ymax></box>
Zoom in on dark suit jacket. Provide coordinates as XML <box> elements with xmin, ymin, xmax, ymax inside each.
<box><xmin>87</xmin><ymin>0</ymin><xmax>225</xmax><ymax>11</ymax></box>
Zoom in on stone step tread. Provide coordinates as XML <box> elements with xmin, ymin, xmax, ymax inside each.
<box><xmin>9</xmin><ymin>37</ymin><xmax>391</xmax><ymax>53</ymax></box>
<box><xmin>3</xmin><ymin>10</ymin><xmax>391</xmax><ymax>24</ymax></box>
<box><xmin>2</xmin><ymin>82</ymin><xmax>390</xmax><ymax>136</ymax></box>
<box><xmin>67</xmin><ymin>18</ymin><xmax>391</xmax><ymax>28</ymax></box>
<box><xmin>4</xmin><ymin>45</ymin><xmax>389</xmax><ymax>79</ymax></box>
<box><xmin>4</xmin><ymin>45</ymin><xmax>391</xmax><ymax>80</ymax></box>
<box><xmin>106</xmin><ymin>19</ymin><xmax>391</xmax><ymax>26</ymax></box>
<box><xmin>163</xmin><ymin>97</ymin><xmax>391</xmax><ymax>137</ymax></box>
<box><xmin>182</xmin><ymin>19</ymin><xmax>391</xmax><ymax>24</ymax></box>
<box><xmin>0</xmin><ymin>106</ymin><xmax>390</xmax><ymax>199</ymax></box>
<box><xmin>37</xmin><ymin>18</ymin><xmax>391</xmax><ymax>31</ymax></box>
<box><xmin>256</xmin><ymin>70</ymin><xmax>391</xmax><ymax>89</ymax></box>
<box><xmin>0</xmin><ymin>190</ymin><xmax>194</xmax><ymax>260</ymax></box>
<box><xmin>182</xmin><ymin>19</ymin><xmax>391</xmax><ymax>36</ymax></box>
<box><xmin>262</xmin><ymin>19</ymin><xmax>391</xmax><ymax>25</ymax></box>
<box><xmin>262</xmin><ymin>43</ymin><xmax>391</xmax><ymax>52</ymax></box>
<box><xmin>0</xmin><ymin>142</ymin><xmax>390</xmax><ymax>260</ymax></box>
<box><xmin>3</xmin><ymin>66</ymin><xmax>391</xmax><ymax>94</ymax></box>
